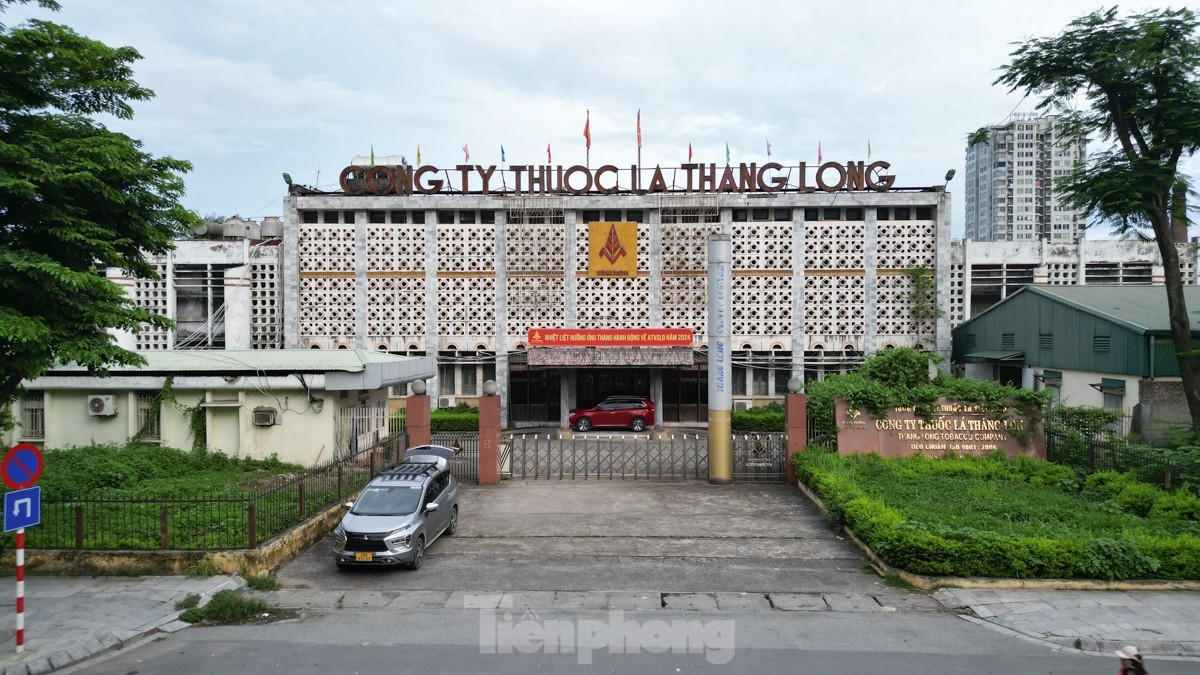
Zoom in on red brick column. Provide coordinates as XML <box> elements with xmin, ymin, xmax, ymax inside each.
<box><xmin>786</xmin><ymin>393</ymin><xmax>807</xmax><ymax>486</ymax></box>
<box><xmin>407</xmin><ymin>395</ymin><xmax>431</xmax><ymax>448</ymax></box>
<box><xmin>478</xmin><ymin>395</ymin><xmax>501</xmax><ymax>485</ymax></box>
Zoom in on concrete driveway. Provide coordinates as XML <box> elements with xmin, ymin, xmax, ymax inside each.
<box><xmin>277</xmin><ymin>479</ymin><xmax>896</xmax><ymax>597</ymax></box>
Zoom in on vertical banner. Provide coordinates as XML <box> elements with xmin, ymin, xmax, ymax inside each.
<box><xmin>707</xmin><ymin>234</ymin><xmax>732</xmax><ymax>484</ymax></box>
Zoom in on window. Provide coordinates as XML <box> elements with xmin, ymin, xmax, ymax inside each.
<box><xmin>752</xmin><ymin>368</ymin><xmax>769</xmax><ymax>396</ymax></box>
<box><xmin>438</xmin><ymin>364</ymin><xmax>457</xmax><ymax>395</ymax></box>
<box><xmin>137</xmin><ymin>392</ymin><xmax>161</xmax><ymax>441</ymax></box>
<box><xmin>732</xmin><ymin>367</ymin><xmax>747</xmax><ymax>396</ymax></box>
<box><xmin>368</xmin><ymin>210</ymin><xmax>386</xmax><ymax>224</ymax></box>
<box><xmin>461</xmin><ymin>365</ymin><xmax>478</xmax><ymax>396</ymax></box>
<box><xmin>19</xmin><ymin>392</ymin><xmax>44</xmax><ymax>439</ymax></box>
<box><xmin>301</xmin><ymin>211</ymin><xmax>319</xmax><ymax>224</ymax></box>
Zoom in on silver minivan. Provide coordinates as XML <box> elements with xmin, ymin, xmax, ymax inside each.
<box><xmin>332</xmin><ymin>451</ymin><xmax>459</xmax><ymax>570</ymax></box>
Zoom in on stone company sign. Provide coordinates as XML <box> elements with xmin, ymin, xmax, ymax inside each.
<box><xmin>834</xmin><ymin>398</ymin><xmax>1045</xmax><ymax>460</ymax></box>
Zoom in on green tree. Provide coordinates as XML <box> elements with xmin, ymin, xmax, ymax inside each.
<box><xmin>0</xmin><ymin>0</ymin><xmax>198</xmax><ymax>421</ymax></box>
<box><xmin>995</xmin><ymin>7</ymin><xmax>1200</xmax><ymax>438</ymax></box>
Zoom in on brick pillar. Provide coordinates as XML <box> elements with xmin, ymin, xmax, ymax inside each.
<box><xmin>785</xmin><ymin>393</ymin><xmax>807</xmax><ymax>486</ymax></box>
<box><xmin>478</xmin><ymin>395</ymin><xmax>501</xmax><ymax>485</ymax></box>
<box><xmin>407</xmin><ymin>395</ymin><xmax>431</xmax><ymax>447</ymax></box>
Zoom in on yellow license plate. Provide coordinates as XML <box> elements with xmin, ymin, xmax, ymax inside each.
<box><xmin>355</xmin><ymin>552</ymin><xmax>373</xmax><ymax>562</ymax></box>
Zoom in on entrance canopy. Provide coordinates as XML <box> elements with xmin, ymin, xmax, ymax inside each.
<box><xmin>961</xmin><ymin>350</ymin><xmax>1024</xmax><ymax>364</ymax></box>
<box><xmin>528</xmin><ymin>347</ymin><xmax>694</xmax><ymax>367</ymax></box>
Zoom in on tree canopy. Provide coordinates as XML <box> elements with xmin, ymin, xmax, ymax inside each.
<box><xmin>0</xmin><ymin>0</ymin><xmax>199</xmax><ymax>420</ymax></box>
<box><xmin>995</xmin><ymin>6</ymin><xmax>1200</xmax><ymax>438</ymax></box>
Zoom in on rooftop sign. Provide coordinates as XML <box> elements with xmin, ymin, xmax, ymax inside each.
<box><xmin>338</xmin><ymin>161</ymin><xmax>896</xmax><ymax>196</ymax></box>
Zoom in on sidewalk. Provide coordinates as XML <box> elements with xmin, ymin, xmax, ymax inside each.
<box><xmin>0</xmin><ymin>575</ymin><xmax>243</xmax><ymax>675</ymax></box>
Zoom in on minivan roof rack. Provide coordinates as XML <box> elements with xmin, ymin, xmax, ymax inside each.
<box><xmin>379</xmin><ymin>459</ymin><xmax>444</xmax><ymax>478</ymax></box>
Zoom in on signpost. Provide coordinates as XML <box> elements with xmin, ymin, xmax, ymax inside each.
<box><xmin>3</xmin><ymin>442</ymin><xmax>44</xmax><ymax>654</ymax></box>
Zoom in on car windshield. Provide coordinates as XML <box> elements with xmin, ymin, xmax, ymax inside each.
<box><xmin>351</xmin><ymin>486</ymin><xmax>422</xmax><ymax>516</ymax></box>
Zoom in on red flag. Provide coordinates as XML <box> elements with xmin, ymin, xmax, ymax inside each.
<box><xmin>547</xmin><ymin>143</ymin><xmax>552</xmax><ymax>163</ymax></box>
<box><xmin>817</xmin><ymin>141</ymin><xmax>823</xmax><ymax>164</ymax></box>
<box><xmin>688</xmin><ymin>142</ymin><xmax>693</xmax><ymax>162</ymax></box>
<box><xmin>583</xmin><ymin>110</ymin><xmax>591</xmax><ymax>150</ymax></box>
<box><xmin>636</xmin><ymin>110</ymin><xmax>642</xmax><ymax>149</ymax></box>
<box><xmin>462</xmin><ymin>144</ymin><xmax>470</xmax><ymax>163</ymax></box>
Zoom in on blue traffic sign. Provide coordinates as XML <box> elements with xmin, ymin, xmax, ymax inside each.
<box><xmin>4</xmin><ymin>487</ymin><xmax>41</xmax><ymax>532</ymax></box>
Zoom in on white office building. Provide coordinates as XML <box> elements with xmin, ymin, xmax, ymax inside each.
<box><xmin>964</xmin><ymin>113</ymin><xmax>1086</xmax><ymax>243</ymax></box>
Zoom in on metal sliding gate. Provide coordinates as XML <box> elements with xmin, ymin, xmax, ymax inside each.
<box><xmin>505</xmin><ymin>433</ymin><xmax>708</xmax><ymax>480</ymax></box>
<box><xmin>502</xmin><ymin>432</ymin><xmax>787</xmax><ymax>483</ymax></box>
<box><xmin>731</xmin><ymin>433</ymin><xmax>788</xmax><ymax>483</ymax></box>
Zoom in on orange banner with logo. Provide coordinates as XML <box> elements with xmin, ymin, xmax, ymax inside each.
<box><xmin>528</xmin><ymin>328</ymin><xmax>694</xmax><ymax>347</ymax></box>
<box><xmin>588</xmin><ymin>221</ymin><xmax>637</xmax><ymax>278</ymax></box>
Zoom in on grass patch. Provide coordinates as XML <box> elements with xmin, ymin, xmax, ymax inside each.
<box><xmin>244</xmin><ymin>573</ymin><xmax>279</xmax><ymax>591</ymax></box>
<box><xmin>179</xmin><ymin>590</ymin><xmax>274</xmax><ymax>624</ymax></box>
<box><xmin>882</xmin><ymin>573</ymin><xmax>917</xmax><ymax>591</ymax></box>
<box><xmin>175</xmin><ymin>593</ymin><xmax>200</xmax><ymax>610</ymax></box>
<box><xmin>186</xmin><ymin>557</ymin><xmax>223</xmax><ymax>578</ymax></box>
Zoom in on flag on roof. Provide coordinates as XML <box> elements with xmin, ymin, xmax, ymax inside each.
<box><xmin>463</xmin><ymin>144</ymin><xmax>470</xmax><ymax>163</ymax></box>
<box><xmin>637</xmin><ymin>110</ymin><xmax>642</xmax><ymax>149</ymax></box>
<box><xmin>584</xmin><ymin>110</ymin><xmax>591</xmax><ymax>150</ymax></box>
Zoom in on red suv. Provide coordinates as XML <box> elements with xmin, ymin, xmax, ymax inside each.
<box><xmin>569</xmin><ymin>397</ymin><xmax>655</xmax><ymax>432</ymax></box>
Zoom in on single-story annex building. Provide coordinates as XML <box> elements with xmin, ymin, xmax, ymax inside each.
<box><xmin>4</xmin><ymin>350</ymin><xmax>435</xmax><ymax>466</ymax></box>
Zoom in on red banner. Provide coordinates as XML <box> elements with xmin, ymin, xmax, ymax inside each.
<box><xmin>528</xmin><ymin>328</ymin><xmax>694</xmax><ymax>347</ymax></box>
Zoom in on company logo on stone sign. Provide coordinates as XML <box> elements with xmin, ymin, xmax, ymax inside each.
<box><xmin>588</xmin><ymin>222</ymin><xmax>637</xmax><ymax>278</ymax></box>
<box><xmin>528</xmin><ymin>329</ymin><xmax>693</xmax><ymax>347</ymax></box>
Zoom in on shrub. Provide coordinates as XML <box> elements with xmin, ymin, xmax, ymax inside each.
<box><xmin>1113</xmin><ymin>481</ymin><xmax>1161</xmax><ymax>517</ymax></box>
<box><xmin>732</xmin><ymin>403</ymin><xmax>785</xmax><ymax>432</ymax></box>
<box><xmin>1149</xmin><ymin>488</ymin><xmax>1200</xmax><ymax>521</ymax></box>
<box><xmin>431</xmin><ymin>403</ymin><xmax>479</xmax><ymax>431</ymax></box>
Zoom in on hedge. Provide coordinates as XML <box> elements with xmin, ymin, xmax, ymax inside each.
<box><xmin>732</xmin><ymin>402</ymin><xmax>785</xmax><ymax>432</ymax></box>
<box><xmin>431</xmin><ymin>403</ymin><xmax>479</xmax><ymax>432</ymax></box>
<box><xmin>795</xmin><ymin>449</ymin><xmax>1200</xmax><ymax>580</ymax></box>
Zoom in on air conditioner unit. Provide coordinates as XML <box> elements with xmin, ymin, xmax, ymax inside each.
<box><xmin>87</xmin><ymin>395</ymin><xmax>117</xmax><ymax>417</ymax></box>
<box><xmin>252</xmin><ymin>407</ymin><xmax>278</xmax><ymax>426</ymax></box>
<box><xmin>733</xmin><ymin>400</ymin><xmax>753</xmax><ymax>412</ymax></box>
<box><xmin>438</xmin><ymin>396</ymin><xmax>456</xmax><ymax>408</ymax></box>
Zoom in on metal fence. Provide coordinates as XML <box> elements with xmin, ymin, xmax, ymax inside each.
<box><xmin>1045</xmin><ymin>408</ymin><xmax>1199</xmax><ymax>490</ymax></box>
<box><xmin>27</xmin><ymin>435</ymin><xmax>407</xmax><ymax>551</ymax></box>
<box><xmin>432</xmin><ymin>432</ymin><xmax>480</xmax><ymax>483</ymax></box>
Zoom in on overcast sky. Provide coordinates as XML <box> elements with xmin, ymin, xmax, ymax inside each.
<box><xmin>10</xmin><ymin>0</ymin><xmax>1199</xmax><ymax>237</ymax></box>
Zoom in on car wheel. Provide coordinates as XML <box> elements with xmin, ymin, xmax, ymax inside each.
<box><xmin>575</xmin><ymin>418</ymin><xmax>592</xmax><ymax>432</ymax></box>
<box><xmin>446</xmin><ymin>506</ymin><xmax>458</xmax><ymax>535</ymax></box>
<box><xmin>336</xmin><ymin>560</ymin><xmax>349</xmax><ymax>571</ymax></box>
<box><xmin>630</xmin><ymin>417</ymin><xmax>646</xmax><ymax>432</ymax></box>
<box><xmin>407</xmin><ymin>536</ymin><xmax>425</xmax><ymax>570</ymax></box>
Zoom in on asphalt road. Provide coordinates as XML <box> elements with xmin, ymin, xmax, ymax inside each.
<box><xmin>66</xmin><ymin>608</ymin><xmax>1198</xmax><ymax>675</ymax></box>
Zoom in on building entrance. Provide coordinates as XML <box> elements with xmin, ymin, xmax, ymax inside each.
<box><xmin>576</xmin><ymin>369</ymin><xmax>650</xmax><ymax>409</ymax></box>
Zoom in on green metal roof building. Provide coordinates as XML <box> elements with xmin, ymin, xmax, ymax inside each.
<box><xmin>952</xmin><ymin>285</ymin><xmax>1200</xmax><ymax>437</ymax></box>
